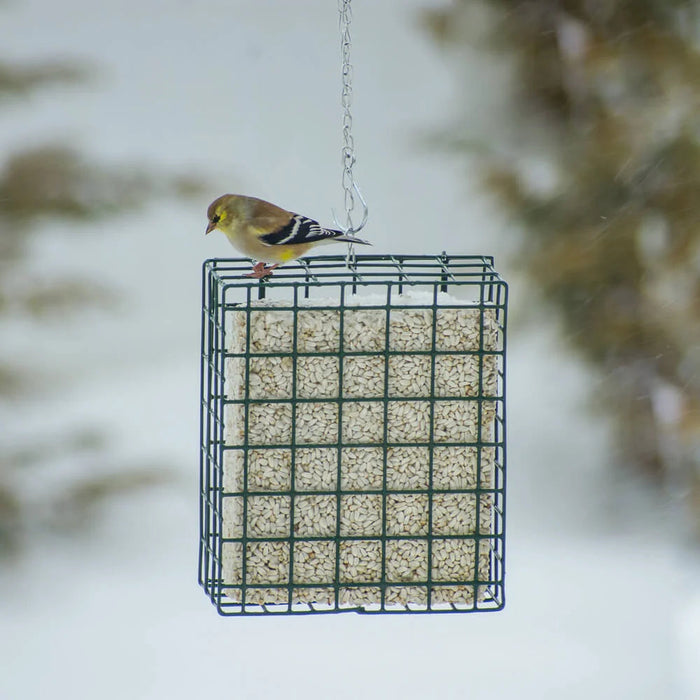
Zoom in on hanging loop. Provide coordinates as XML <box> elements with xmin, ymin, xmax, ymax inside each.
<box><xmin>332</xmin><ymin>180</ymin><xmax>368</xmax><ymax>235</ymax></box>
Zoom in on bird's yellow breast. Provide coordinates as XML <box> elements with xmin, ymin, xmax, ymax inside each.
<box><xmin>278</xmin><ymin>248</ymin><xmax>297</xmax><ymax>262</ymax></box>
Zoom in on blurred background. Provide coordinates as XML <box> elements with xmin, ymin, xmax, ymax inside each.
<box><xmin>1</xmin><ymin>0</ymin><xmax>698</xmax><ymax>698</ymax></box>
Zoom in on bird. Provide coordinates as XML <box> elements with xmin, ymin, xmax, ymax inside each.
<box><xmin>206</xmin><ymin>194</ymin><xmax>370</xmax><ymax>278</ymax></box>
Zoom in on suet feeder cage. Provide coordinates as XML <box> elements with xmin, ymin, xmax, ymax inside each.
<box><xmin>199</xmin><ymin>254</ymin><xmax>507</xmax><ymax>615</ymax></box>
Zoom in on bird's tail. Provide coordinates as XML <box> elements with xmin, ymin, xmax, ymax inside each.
<box><xmin>332</xmin><ymin>232</ymin><xmax>371</xmax><ymax>246</ymax></box>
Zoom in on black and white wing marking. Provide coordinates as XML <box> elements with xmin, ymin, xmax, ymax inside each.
<box><xmin>259</xmin><ymin>214</ymin><xmax>343</xmax><ymax>246</ymax></box>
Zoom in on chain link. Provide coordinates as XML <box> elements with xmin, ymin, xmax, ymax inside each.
<box><xmin>336</xmin><ymin>0</ymin><xmax>367</xmax><ymax>264</ymax></box>
<box><xmin>339</xmin><ymin>0</ymin><xmax>355</xmax><ymax>233</ymax></box>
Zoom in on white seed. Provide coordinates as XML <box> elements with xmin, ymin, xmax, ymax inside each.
<box><xmin>219</xmin><ymin>294</ymin><xmax>501</xmax><ymax>610</ymax></box>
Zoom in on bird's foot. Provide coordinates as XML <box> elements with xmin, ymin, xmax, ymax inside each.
<box><xmin>243</xmin><ymin>262</ymin><xmax>279</xmax><ymax>279</ymax></box>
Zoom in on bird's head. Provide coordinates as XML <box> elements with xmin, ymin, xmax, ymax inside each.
<box><xmin>206</xmin><ymin>194</ymin><xmax>243</xmax><ymax>234</ymax></box>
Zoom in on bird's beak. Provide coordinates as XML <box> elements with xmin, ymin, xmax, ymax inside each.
<box><xmin>205</xmin><ymin>220</ymin><xmax>216</xmax><ymax>235</ymax></box>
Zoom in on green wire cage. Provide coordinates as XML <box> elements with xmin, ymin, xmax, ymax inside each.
<box><xmin>199</xmin><ymin>253</ymin><xmax>507</xmax><ymax>615</ymax></box>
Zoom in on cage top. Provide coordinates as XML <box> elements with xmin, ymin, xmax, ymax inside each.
<box><xmin>204</xmin><ymin>254</ymin><xmax>506</xmax><ymax>292</ymax></box>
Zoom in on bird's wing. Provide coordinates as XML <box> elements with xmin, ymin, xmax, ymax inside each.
<box><xmin>257</xmin><ymin>213</ymin><xmax>343</xmax><ymax>247</ymax></box>
<box><xmin>245</xmin><ymin>197</ymin><xmax>296</xmax><ymax>240</ymax></box>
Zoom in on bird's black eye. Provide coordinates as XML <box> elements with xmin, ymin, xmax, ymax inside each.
<box><xmin>211</xmin><ymin>214</ymin><xmax>220</xmax><ymax>224</ymax></box>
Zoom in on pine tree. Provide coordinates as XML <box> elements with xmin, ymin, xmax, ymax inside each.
<box><xmin>425</xmin><ymin>0</ymin><xmax>700</xmax><ymax>533</ymax></box>
<box><xmin>0</xmin><ymin>38</ymin><xmax>199</xmax><ymax>553</ymax></box>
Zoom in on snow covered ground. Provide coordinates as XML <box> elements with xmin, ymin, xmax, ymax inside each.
<box><xmin>1</xmin><ymin>1</ymin><xmax>698</xmax><ymax>698</ymax></box>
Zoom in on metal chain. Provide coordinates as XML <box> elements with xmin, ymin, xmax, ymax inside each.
<box><xmin>336</xmin><ymin>0</ymin><xmax>368</xmax><ymax>265</ymax></box>
<box><xmin>339</xmin><ymin>0</ymin><xmax>355</xmax><ymax>234</ymax></box>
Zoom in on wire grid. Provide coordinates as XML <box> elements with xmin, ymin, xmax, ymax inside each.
<box><xmin>199</xmin><ymin>254</ymin><xmax>507</xmax><ymax>615</ymax></box>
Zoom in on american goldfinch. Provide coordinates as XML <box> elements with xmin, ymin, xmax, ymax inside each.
<box><xmin>206</xmin><ymin>194</ymin><xmax>370</xmax><ymax>277</ymax></box>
